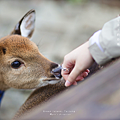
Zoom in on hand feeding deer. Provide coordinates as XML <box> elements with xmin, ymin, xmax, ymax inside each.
<box><xmin>0</xmin><ymin>9</ymin><xmax>102</xmax><ymax>119</ymax></box>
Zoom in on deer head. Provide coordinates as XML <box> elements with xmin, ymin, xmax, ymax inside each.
<box><xmin>0</xmin><ymin>10</ymin><xmax>62</xmax><ymax>91</ymax></box>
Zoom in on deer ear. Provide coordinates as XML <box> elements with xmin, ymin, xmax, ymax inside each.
<box><xmin>11</xmin><ymin>9</ymin><xmax>35</xmax><ymax>39</ymax></box>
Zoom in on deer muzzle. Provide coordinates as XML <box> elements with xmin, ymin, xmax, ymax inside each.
<box><xmin>51</xmin><ymin>64</ymin><xmax>63</xmax><ymax>79</ymax></box>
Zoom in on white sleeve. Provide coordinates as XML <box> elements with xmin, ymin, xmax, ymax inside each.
<box><xmin>90</xmin><ymin>30</ymin><xmax>103</xmax><ymax>52</ymax></box>
<box><xmin>89</xmin><ymin>16</ymin><xmax>120</xmax><ymax>65</ymax></box>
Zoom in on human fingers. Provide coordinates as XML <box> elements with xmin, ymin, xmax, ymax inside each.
<box><xmin>65</xmin><ymin>64</ymin><xmax>82</xmax><ymax>87</ymax></box>
<box><xmin>85</xmin><ymin>69</ymin><xmax>90</xmax><ymax>73</ymax></box>
<box><xmin>61</xmin><ymin>66</ymin><xmax>70</xmax><ymax>81</ymax></box>
<box><xmin>73</xmin><ymin>81</ymin><xmax>77</xmax><ymax>85</ymax></box>
<box><xmin>62</xmin><ymin>71</ymin><xmax>87</xmax><ymax>86</ymax></box>
<box><xmin>71</xmin><ymin>71</ymin><xmax>89</xmax><ymax>86</ymax></box>
<box><xmin>75</xmin><ymin>72</ymin><xmax>88</xmax><ymax>81</ymax></box>
<box><xmin>80</xmin><ymin>71</ymin><xmax>89</xmax><ymax>78</ymax></box>
<box><xmin>62</xmin><ymin>73</ymin><xmax>69</xmax><ymax>82</ymax></box>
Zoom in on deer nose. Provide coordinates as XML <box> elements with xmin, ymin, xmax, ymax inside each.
<box><xmin>51</xmin><ymin>64</ymin><xmax>62</xmax><ymax>79</ymax></box>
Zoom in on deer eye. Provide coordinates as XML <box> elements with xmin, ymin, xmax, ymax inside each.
<box><xmin>11</xmin><ymin>61</ymin><xmax>22</xmax><ymax>69</ymax></box>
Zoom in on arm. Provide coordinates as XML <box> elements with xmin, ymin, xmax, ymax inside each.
<box><xmin>62</xmin><ymin>16</ymin><xmax>120</xmax><ymax>87</ymax></box>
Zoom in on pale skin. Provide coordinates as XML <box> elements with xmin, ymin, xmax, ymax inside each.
<box><xmin>62</xmin><ymin>41</ymin><xmax>94</xmax><ymax>87</ymax></box>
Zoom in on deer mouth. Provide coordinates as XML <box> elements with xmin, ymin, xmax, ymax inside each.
<box><xmin>42</xmin><ymin>77</ymin><xmax>61</xmax><ymax>82</ymax></box>
<box><xmin>37</xmin><ymin>77</ymin><xmax>61</xmax><ymax>88</ymax></box>
<box><xmin>37</xmin><ymin>64</ymin><xmax>63</xmax><ymax>87</ymax></box>
<box><xmin>51</xmin><ymin>64</ymin><xmax>62</xmax><ymax>79</ymax></box>
<box><xmin>37</xmin><ymin>77</ymin><xmax>62</xmax><ymax>88</ymax></box>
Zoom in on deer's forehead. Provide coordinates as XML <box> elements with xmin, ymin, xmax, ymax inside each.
<box><xmin>0</xmin><ymin>35</ymin><xmax>38</xmax><ymax>52</ymax></box>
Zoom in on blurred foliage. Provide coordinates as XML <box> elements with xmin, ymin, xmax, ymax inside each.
<box><xmin>68</xmin><ymin>0</ymin><xmax>87</xmax><ymax>3</ymax></box>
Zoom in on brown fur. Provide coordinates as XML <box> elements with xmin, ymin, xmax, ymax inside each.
<box><xmin>0</xmin><ymin>35</ymin><xmax>59</xmax><ymax>91</ymax></box>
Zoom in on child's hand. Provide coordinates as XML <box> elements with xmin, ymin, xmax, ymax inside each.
<box><xmin>61</xmin><ymin>41</ymin><xmax>94</xmax><ymax>87</ymax></box>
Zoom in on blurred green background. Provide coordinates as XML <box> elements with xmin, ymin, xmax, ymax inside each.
<box><xmin>0</xmin><ymin>0</ymin><xmax>120</xmax><ymax>119</ymax></box>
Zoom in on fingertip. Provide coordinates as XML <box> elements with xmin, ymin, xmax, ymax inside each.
<box><xmin>81</xmin><ymin>72</ymin><xmax>88</xmax><ymax>78</ymax></box>
<box><xmin>65</xmin><ymin>80</ymin><xmax>71</xmax><ymax>87</ymax></box>
<box><xmin>84</xmin><ymin>72</ymin><xmax>88</xmax><ymax>77</ymax></box>
<box><xmin>86</xmin><ymin>69</ymin><xmax>90</xmax><ymax>73</ymax></box>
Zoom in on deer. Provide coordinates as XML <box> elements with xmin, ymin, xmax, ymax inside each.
<box><xmin>0</xmin><ymin>9</ymin><xmax>64</xmax><ymax>105</ymax></box>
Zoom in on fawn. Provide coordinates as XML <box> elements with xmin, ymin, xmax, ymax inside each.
<box><xmin>0</xmin><ymin>9</ymin><xmax>62</xmax><ymax>105</ymax></box>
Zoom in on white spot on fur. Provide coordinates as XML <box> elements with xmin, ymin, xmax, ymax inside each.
<box><xmin>36</xmin><ymin>77</ymin><xmax>60</xmax><ymax>88</ymax></box>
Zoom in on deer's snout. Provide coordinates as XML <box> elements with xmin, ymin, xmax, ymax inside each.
<box><xmin>51</xmin><ymin>64</ymin><xmax>62</xmax><ymax>79</ymax></box>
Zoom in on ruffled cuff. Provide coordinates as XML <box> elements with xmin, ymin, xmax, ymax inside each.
<box><xmin>89</xmin><ymin>42</ymin><xmax>111</xmax><ymax>65</ymax></box>
<box><xmin>89</xmin><ymin>30</ymin><xmax>112</xmax><ymax>65</ymax></box>
<box><xmin>89</xmin><ymin>16</ymin><xmax>120</xmax><ymax>65</ymax></box>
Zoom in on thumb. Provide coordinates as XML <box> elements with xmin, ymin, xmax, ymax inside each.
<box><xmin>65</xmin><ymin>64</ymin><xmax>82</xmax><ymax>87</ymax></box>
